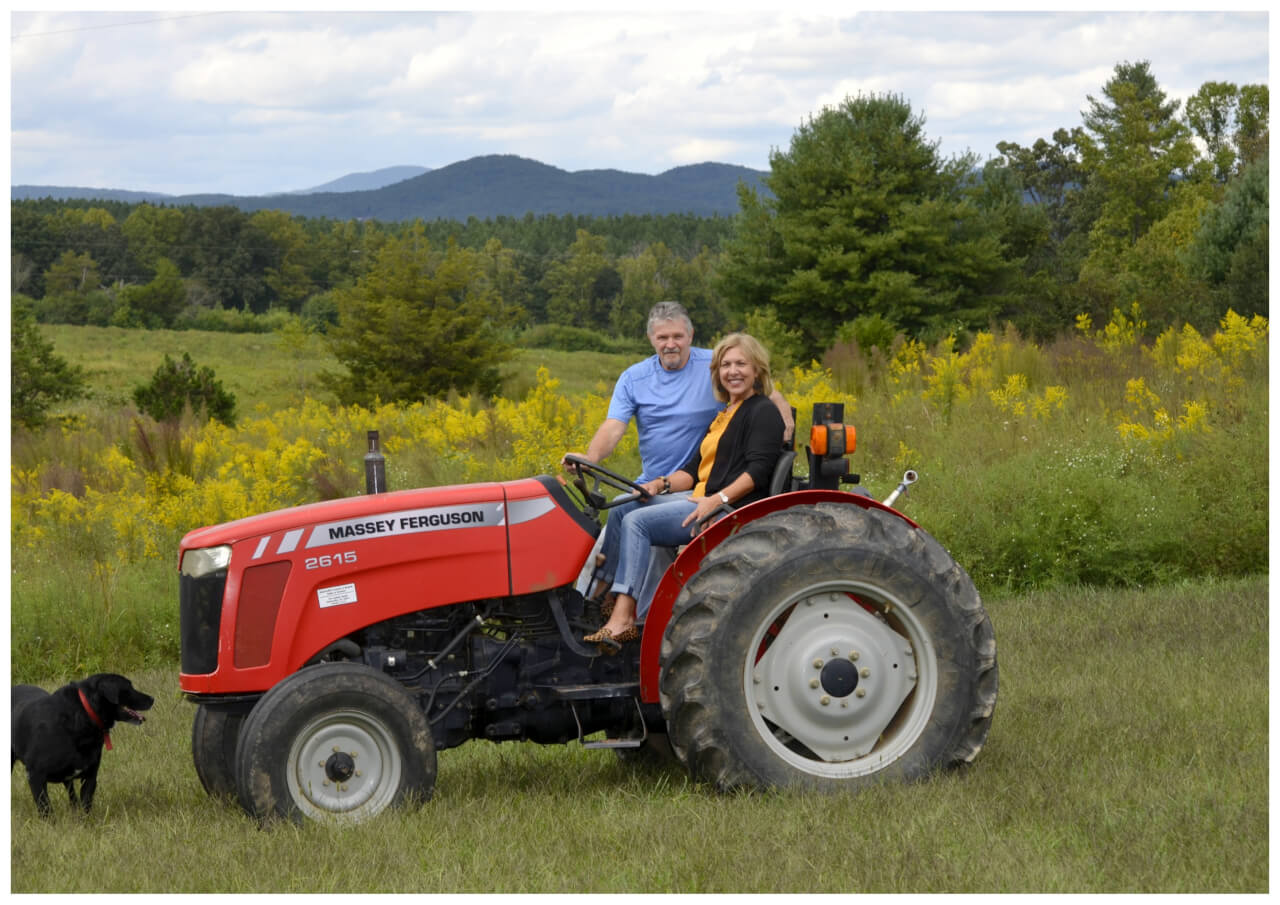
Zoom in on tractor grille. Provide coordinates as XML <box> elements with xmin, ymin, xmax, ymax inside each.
<box><xmin>234</xmin><ymin>561</ymin><xmax>291</xmax><ymax>669</ymax></box>
<box><xmin>180</xmin><ymin>570</ymin><xmax>226</xmax><ymax>675</ymax></box>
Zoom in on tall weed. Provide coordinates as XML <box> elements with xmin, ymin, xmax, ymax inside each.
<box><xmin>10</xmin><ymin>310</ymin><xmax>1268</xmax><ymax>675</ymax></box>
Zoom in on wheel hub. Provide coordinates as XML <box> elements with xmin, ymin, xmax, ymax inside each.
<box><xmin>324</xmin><ymin>751</ymin><xmax>356</xmax><ymax>783</ymax></box>
<box><xmin>819</xmin><ymin>657</ymin><xmax>859</xmax><ymax>697</ymax></box>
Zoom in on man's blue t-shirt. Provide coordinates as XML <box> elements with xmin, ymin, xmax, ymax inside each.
<box><xmin>607</xmin><ymin>347</ymin><xmax>723</xmax><ymax>483</ymax></box>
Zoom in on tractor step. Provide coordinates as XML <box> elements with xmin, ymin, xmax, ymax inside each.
<box><xmin>582</xmin><ymin>735</ymin><xmax>644</xmax><ymax>749</ymax></box>
<box><xmin>545</xmin><ymin>682</ymin><xmax>639</xmax><ymax>701</ymax></box>
<box><xmin>567</xmin><ymin>694</ymin><xmax>649</xmax><ymax>750</ymax></box>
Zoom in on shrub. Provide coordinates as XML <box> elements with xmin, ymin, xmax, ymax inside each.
<box><xmin>517</xmin><ymin>323</ymin><xmax>647</xmax><ymax>355</ymax></box>
<box><xmin>172</xmin><ymin>305</ymin><xmax>295</xmax><ymax>334</ymax></box>
<box><xmin>11</xmin><ymin>301</ymin><xmax>88</xmax><ymax>430</ymax></box>
<box><xmin>132</xmin><ymin>352</ymin><xmax>237</xmax><ymax>426</ymax></box>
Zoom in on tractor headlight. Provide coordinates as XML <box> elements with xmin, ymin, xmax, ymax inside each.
<box><xmin>181</xmin><ymin>545</ymin><xmax>232</xmax><ymax>578</ymax></box>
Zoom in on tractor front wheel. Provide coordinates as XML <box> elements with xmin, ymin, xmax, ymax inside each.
<box><xmin>234</xmin><ymin>662</ymin><xmax>436</xmax><ymax>824</ymax></box>
<box><xmin>659</xmin><ymin>501</ymin><xmax>997</xmax><ymax>791</ymax></box>
<box><xmin>191</xmin><ymin>705</ymin><xmax>246</xmax><ymax>799</ymax></box>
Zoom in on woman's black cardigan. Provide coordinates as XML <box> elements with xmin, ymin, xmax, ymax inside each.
<box><xmin>676</xmin><ymin>393</ymin><xmax>784</xmax><ymax>507</ymax></box>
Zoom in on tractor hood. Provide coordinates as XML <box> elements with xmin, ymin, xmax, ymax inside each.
<box><xmin>179</xmin><ymin>482</ymin><xmax>508</xmax><ymax>553</ymax></box>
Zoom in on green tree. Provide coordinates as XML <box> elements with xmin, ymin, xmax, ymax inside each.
<box><xmin>1186</xmin><ymin>159</ymin><xmax>1269</xmax><ymax>318</ymax></box>
<box><xmin>1185</xmin><ymin>80</ymin><xmax>1243</xmax><ymax>183</ymax></box>
<box><xmin>251</xmin><ymin>209</ymin><xmax>315</xmax><ymax>312</ymax></box>
<box><xmin>11</xmin><ymin>300</ymin><xmax>88</xmax><ymax>430</ymax></box>
<box><xmin>119</xmin><ymin>257</ymin><xmax>187</xmax><ymax>328</ymax></box>
<box><xmin>614</xmin><ymin>242</ymin><xmax>727</xmax><ymax>338</ymax></box>
<box><xmin>541</xmin><ymin>229</ymin><xmax>619</xmax><ymax>328</ymax></box>
<box><xmin>42</xmin><ymin>249</ymin><xmax>101</xmax><ymax>296</ymax></box>
<box><xmin>176</xmin><ymin>206</ymin><xmax>272</xmax><ymax>312</ymax></box>
<box><xmin>132</xmin><ymin>352</ymin><xmax>237</xmax><ymax>426</ymax></box>
<box><xmin>718</xmin><ymin>93</ymin><xmax>1015</xmax><ymax>353</ymax></box>
<box><xmin>324</xmin><ymin>226</ymin><xmax>516</xmax><ymax>404</ymax></box>
<box><xmin>1075</xmin><ymin>61</ymin><xmax>1197</xmax><ymax>258</ymax></box>
<box><xmin>122</xmin><ymin>204</ymin><xmax>185</xmax><ymax>270</ymax></box>
<box><xmin>1234</xmin><ymin>84</ymin><xmax>1270</xmax><ymax>170</ymax></box>
<box><xmin>1113</xmin><ymin>184</ymin><xmax>1218</xmax><ymax>330</ymax></box>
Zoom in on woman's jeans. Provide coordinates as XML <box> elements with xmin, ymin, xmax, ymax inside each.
<box><xmin>601</xmin><ymin>492</ymin><xmax>700</xmax><ymax>611</ymax></box>
<box><xmin>597</xmin><ymin>492</ymin><xmax>690</xmax><ymax>587</ymax></box>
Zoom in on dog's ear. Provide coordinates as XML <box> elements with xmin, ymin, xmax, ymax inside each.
<box><xmin>93</xmin><ymin>674</ymin><xmax>132</xmax><ymax>707</ymax></box>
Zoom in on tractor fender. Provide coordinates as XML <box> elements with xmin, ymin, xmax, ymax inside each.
<box><xmin>637</xmin><ymin>489</ymin><xmax>919</xmax><ymax>702</ymax></box>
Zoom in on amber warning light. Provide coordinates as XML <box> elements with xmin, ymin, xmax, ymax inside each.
<box><xmin>809</xmin><ymin>423</ymin><xmax>856</xmax><ymax>458</ymax></box>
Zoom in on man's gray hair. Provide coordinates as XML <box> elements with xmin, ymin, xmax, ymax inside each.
<box><xmin>647</xmin><ymin>301</ymin><xmax>694</xmax><ymax>336</ymax></box>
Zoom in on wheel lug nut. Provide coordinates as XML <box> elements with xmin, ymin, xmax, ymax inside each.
<box><xmin>860</xmin><ymin>667</ymin><xmax>871</xmax><ymax>678</ymax></box>
<box><xmin>809</xmin><ymin>679</ymin><xmax>820</xmax><ymax>689</ymax></box>
<box><xmin>820</xmin><ymin>696</ymin><xmax>831</xmax><ymax>706</ymax></box>
<box><xmin>813</xmin><ymin>659</ymin><xmax>824</xmax><ymax>669</ymax></box>
<box><xmin>849</xmin><ymin>651</ymin><xmax>860</xmax><ymax>661</ymax></box>
<box><xmin>856</xmin><ymin>688</ymin><xmax>866</xmax><ymax>698</ymax></box>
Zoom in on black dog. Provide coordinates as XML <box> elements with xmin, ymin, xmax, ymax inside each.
<box><xmin>11</xmin><ymin>673</ymin><xmax>154</xmax><ymax>816</ymax></box>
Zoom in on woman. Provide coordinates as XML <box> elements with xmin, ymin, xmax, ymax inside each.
<box><xmin>584</xmin><ymin>333</ymin><xmax>784</xmax><ymax>646</ymax></box>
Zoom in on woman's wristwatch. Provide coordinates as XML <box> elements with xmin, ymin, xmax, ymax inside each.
<box><xmin>661</xmin><ymin>476</ymin><xmax>670</xmax><ymax>494</ymax></box>
<box><xmin>718</xmin><ymin>491</ymin><xmax>730</xmax><ymax>504</ymax></box>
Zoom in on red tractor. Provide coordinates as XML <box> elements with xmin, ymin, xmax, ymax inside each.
<box><xmin>178</xmin><ymin>403</ymin><xmax>998</xmax><ymax>824</ymax></box>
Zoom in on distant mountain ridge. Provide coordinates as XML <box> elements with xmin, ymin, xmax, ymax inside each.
<box><xmin>287</xmin><ymin>165</ymin><xmax>431</xmax><ymax>195</ymax></box>
<box><xmin>11</xmin><ymin>155</ymin><xmax>769</xmax><ymax>220</ymax></box>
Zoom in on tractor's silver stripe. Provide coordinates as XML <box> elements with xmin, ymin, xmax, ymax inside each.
<box><xmin>505</xmin><ymin>498</ymin><xmax>555</xmax><ymax>526</ymax></box>
<box><xmin>277</xmin><ymin>529</ymin><xmax>304</xmax><ymax>554</ymax></box>
<box><xmin>252</xmin><ymin>537</ymin><xmax>270</xmax><ymax>560</ymax></box>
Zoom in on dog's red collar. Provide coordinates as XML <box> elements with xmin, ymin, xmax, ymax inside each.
<box><xmin>78</xmin><ymin>688</ymin><xmax>112</xmax><ymax>751</ymax></box>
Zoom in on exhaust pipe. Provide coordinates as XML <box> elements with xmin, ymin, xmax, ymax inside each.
<box><xmin>882</xmin><ymin>470</ymin><xmax>917</xmax><ymax>509</ymax></box>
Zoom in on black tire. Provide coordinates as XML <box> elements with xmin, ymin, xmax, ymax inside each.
<box><xmin>191</xmin><ymin>705</ymin><xmax>246</xmax><ymax>799</ymax></box>
<box><xmin>659</xmin><ymin>502</ymin><xmax>998</xmax><ymax>791</ymax></box>
<box><xmin>234</xmin><ymin>662</ymin><xmax>437</xmax><ymax>824</ymax></box>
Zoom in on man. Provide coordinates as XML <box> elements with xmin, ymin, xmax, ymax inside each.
<box><xmin>567</xmin><ymin>300</ymin><xmax>793</xmax><ymax>483</ymax></box>
<box><xmin>564</xmin><ymin>301</ymin><xmax>793</xmax><ymax>608</ymax></box>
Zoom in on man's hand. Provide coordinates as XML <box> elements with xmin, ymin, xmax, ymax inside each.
<box><xmin>769</xmin><ymin>389</ymin><xmax>795</xmax><ymax>443</ymax></box>
<box><xmin>561</xmin><ymin>452</ymin><xmax>593</xmax><ymax>473</ymax></box>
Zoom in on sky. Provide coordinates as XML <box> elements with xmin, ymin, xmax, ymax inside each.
<box><xmin>7</xmin><ymin>8</ymin><xmax>1272</xmax><ymax>197</ymax></box>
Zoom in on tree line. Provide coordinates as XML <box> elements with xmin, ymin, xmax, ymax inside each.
<box><xmin>10</xmin><ymin>60</ymin><xmax>1268</xmax><ymax>407</ymax></box>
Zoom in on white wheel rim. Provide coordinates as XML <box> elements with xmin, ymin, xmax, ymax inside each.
<box><xmin>744</xmin><ymin>579</ymin><xmax>937</xmax><ymax>778</ymax></box>
<box><xmin>286</xmin><ymin>708</ymin><xmax>403</xmax><ymax>823</ymax></box>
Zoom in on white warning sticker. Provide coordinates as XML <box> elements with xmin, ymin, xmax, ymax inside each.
<box><xmin>317</xmin><ymin>583</ymin><xmax>358</xmax><ymax>609</ymax></box>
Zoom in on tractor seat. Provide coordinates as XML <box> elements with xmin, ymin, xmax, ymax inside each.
<box><xmin>768</xmin><ymin>449</ymin><xmax>796</xmax><ymax>496</ymax></box>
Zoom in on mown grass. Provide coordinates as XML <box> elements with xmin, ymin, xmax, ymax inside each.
<box><xmin>9</xmin><ymin>577</ymin><xmax>1267</xmax><ymax>894</ymax></box>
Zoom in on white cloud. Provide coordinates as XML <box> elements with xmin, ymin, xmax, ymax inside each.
<box><xmin>8</xmin><ymin>10</ymin><xmax>1269</xmax><ymax>195</ymax></box>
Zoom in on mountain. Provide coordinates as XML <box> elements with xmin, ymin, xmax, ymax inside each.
<box><xmin>11</xmin><ymin>155</ymin><xmax>768</xmax><ymax>220</ymax></box>
<box><xmin>288</xmin><ymin>165</ymin><xmax>430</xmax><ymax>195</ymax></box>
<box><xmin>10</xmin><ymin>185</ymin><xmax>176</xmax><ymax>203</ymax></box>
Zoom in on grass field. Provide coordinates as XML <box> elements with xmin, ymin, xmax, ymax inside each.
<box><xmin>9</xmin><ymin>577</ymin><xmax>1268</xmax><ymax>894</ymax></box>
<box><xmin>43</xmin><ymin>324</ymin><xmax>634</xmax><ymax>414</ymax></box>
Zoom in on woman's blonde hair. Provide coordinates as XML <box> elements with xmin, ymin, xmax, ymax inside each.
<box><xmin>710</xmin><ymin>332</ymin><xmax>774</xmax><ymax>403</ymax></box>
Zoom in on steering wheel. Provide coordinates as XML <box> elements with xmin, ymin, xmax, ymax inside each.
<box><xmin>562</xmin><ymin>454</ymin><xmax>651</xmax><ymax>511</ymax></box>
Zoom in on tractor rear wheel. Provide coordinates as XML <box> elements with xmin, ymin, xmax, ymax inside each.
<box><xmin>659</xmin><ymin>502</ymin><xmax>997</xmax><ymax>791</ymax></box>
<box><xmin>191</xmin><ymin>705</ymin><xmax>245</xmax><ymax>799</ymax></box>
<box><xmin>234</xmin><ymin>662</ymin><xmax>436</xmax><ymax>824</ymax></box>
